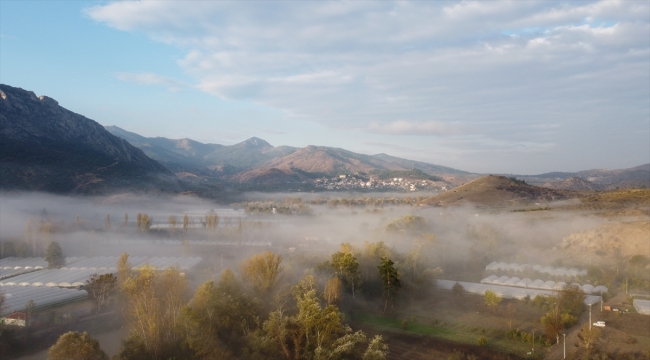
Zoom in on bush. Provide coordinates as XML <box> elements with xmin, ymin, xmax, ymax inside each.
<box><xmin>400</xmin><ymin>320</ymin><xmax>408</xmax><ymax>330</ymax></box>
<box><xmin>477</xmin><ymin>337</ymin><xmax>488</xmax><ymax>346</ymax></box>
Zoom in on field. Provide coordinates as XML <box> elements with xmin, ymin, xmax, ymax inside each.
<box><xmin>350</xmin><ymin>290</ymin><xmax>549</xmax><ymax>359</ymax></box>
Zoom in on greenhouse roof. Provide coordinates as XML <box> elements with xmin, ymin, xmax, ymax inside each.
<box><xmin>633</xmin><ymin>299</ymin><xmax>650</xmax><ymax>315</ymax></box>
<box><xmin>437</xmin><ymin>280</ymin><xmax>600</xmax><ymax>305</ymax></box>
<box><xmin>478</xmin><ymin>276</ymin><xmax>607</xmax><ymax>294</ymax></box>
<box><xmin>0</xmin><ymin>285</ymin><xmax>88</xmax><ymax>316</ymax></box>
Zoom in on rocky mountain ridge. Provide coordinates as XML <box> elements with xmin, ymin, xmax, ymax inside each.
<box><xmin>0</xmin><ymin>84</ymin><xmax>177</xmax><ymax>194</ymax></box>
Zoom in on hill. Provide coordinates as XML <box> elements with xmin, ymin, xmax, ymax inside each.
<box><xmin>107</xmin><ymin>129</ymin><xmax>470</xmax><ymax>185</ymax></box>
<box><xmin>542</xmin><ymin>177</ymin><xmax>602</xmax><ymax>191</ymax></box>
<box><xmin>420</xmin><ymin>175</ymin><xmax>570</xmax><ymax>207</ymax></box>
<box><xmin>105</xmin><ymin>126</ymin><xmax>298</xmax><ymax>176</ymax></box>
<box><xmin>0</xmin><ymin>85</ymin><xmax>177</xmax><ymax>194</ymax></box>
<box><xmin>577</xmin><ymin>164</ymin><xmax>650</xmax><ymax>189</ymax></box>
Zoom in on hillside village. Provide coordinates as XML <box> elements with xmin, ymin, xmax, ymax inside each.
<box><xmin>313</xmin><ymin>174</ymin><xmax>448</xmax><ymax>192</ymax></box>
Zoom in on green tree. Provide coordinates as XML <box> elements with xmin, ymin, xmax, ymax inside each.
<box><xmin>331</xmin><ymin>251</ymin><xmax>362</xmax><ymax>299</ymax></box>
<box><xmin>48</xmin><ymin>331</ymin><xmax>108</xmax><ymax>360</ymax></box>
<box><xmin>484</xmin><ymin>290</ymin><xmax>502</xmax><ymax>310</ymax></box>
<box><xmin>378</xmin><ymin>257</ymin><xmax>401</xmax><ymax>313</ymax></box>
<box><xmin>45</xmin><ymin>241</ymin><xmax>65</xmax><ymax>269</ymax></box>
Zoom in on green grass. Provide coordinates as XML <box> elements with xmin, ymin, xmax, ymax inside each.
<box><xmin>354</xmin><ymin>312</ymin><xmax>537</xmax><ymax>357</ymax></box>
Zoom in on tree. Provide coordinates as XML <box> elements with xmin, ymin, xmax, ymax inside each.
<box><xmin>182</xmin><ymin>270</ymin><xmax>259</xmax><ymax>358</ymax></box>
<box><xmin>580</xmin><ymin>323</ymin><xmax>600</xmax><ymax>350</ymax></box>
<box><xmin>324</xmin><ymin>277</ymin><xmax>342</xmax><ymax>306</ymax></box>
<box><xmin>240</xmin><ymin>251</ymin><xmax>284</xmax><ymax>296</ymax></box>
<box><xmin>117</xmin><ymin>252</ymin><xmax>131</xmax><ymax>289</ymax></box>
<box><xmin>484</xmin><ymin>290</ymin><xmax>502</xmax><ymax>310</ymax></box>
<box><xmin>168</xmin><ymin>216</ymin><xmax>178</xmax><ymax>233</ymax></box>
<box><xmin>48</xmin><ymin>331</ymin><xmax>108</xmax><ymax>360</ymax></box>
<box><xmin>362</xmin><ymin>335</ymin><xmax>389</xmax><ymax>360</ymax></box>
<box><xmin>505</xmin><ymin>302</ymin><xmax>517</xmax><ymax>329</ymax></box>
<box><xmin>378</xmin><ymin>257</ymin><xmax>401</xmax><ymax>313</ymax></box>
<box><xmin>331</xmin><ymin>251</ymin><xmax>362</xmax><ymax>299</ymax></box>
<box><xmin>452</xmin><ymin>282</ymin><xmax>464</xmax><ymax>297</ymax></box>
<box><xmin>86</xmin><ymin>273</ymin><xmax>117</xmax><ymax>314</ymax></box>
<box><xmin>45</xmin><ymin>241</ymin><xmax>65</xmax><ymax>269</ymax></box>
<box><xmin>121</xmin><ymin>265</ymin><xmax>189</xmax><ymax>358</ymax></box>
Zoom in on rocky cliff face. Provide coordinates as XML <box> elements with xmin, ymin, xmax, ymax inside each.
<box><xmin>0</xmin><ymin>84</ymin><xmax>177</xmax><ymax>194</ymax></box>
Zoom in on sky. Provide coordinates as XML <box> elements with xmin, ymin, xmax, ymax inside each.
<box><xmin>1</xmin><ymin>1</ymin><xmax>648</xmax><ymax>175</ymax></box>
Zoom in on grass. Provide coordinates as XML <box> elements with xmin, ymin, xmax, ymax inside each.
<box><xmin>354</xmin><ymin>312</ymin><xmax>538</xmax><ymax>356</ymax></box>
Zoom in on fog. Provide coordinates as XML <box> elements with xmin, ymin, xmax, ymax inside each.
<box><xmin>0</xmin><ymin>190</ymin><xmax>609</xmax><ymax>273</ymax></box>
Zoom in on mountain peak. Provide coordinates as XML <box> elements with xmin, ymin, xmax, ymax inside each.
<box><xmin>237</xmin><ymin>137</ymin><xmax>272</xmax><ymax>149</ymax></box>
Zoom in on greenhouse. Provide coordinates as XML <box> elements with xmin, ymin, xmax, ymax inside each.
<box><xmin>0</xmin><ymin>285</ymin><xmax>88</xmax><ymax>316</ymax></box>
<box><xmin>437</xmin><ymin>280</ymin><xmax>601</xmax><ymax>305</ymax></box>
<box><xmin>0</xmin><ymin>268</ymin><xmax>114</xmax><ymax>288</ymax></box>
<box><xmin>479</xmin><ymin>276</ymin><xmax>607</xmax><ymax>294</ymax></box>
<box><xmin>633</xmin><ymin>299</ymin><xmax>650</xmax><ymax>315</ymax></box>
<box><xmin>485</xmin><ymin>261</ymin><xmax>587</xmax><ymax>277</ymax></box>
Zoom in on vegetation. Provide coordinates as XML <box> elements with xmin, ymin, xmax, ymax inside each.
<box><xmin>484</xmin><ymin>290</ymin><xmax>502</xmax><ymax>310</ymax></box>
<box><xmin>378</xmin><ymin>257</ymin><xmax>401</xmax><ymax>313</ymax></box>
<box><xmin>85</xmin><ymin>273</ymin><xmax>117</xmax><ymax>314</ymax></box>
<box><xmin>45</xmin><ymin>241</ymin><xmax>65</xmax><ymax>269</ymax></box>
<box><xmin>48</xmin><ymin>331</ymin><xmax>108</xmax><ymax>360</ymax></box>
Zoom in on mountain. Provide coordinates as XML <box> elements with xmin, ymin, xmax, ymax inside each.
<box><xmin>107</xmin><ymin>128</ymin><xmax>471</xmax><ymax>185</ymax></box>
<box><xmin>577</xmin><ymin>164</ymin><xmax>650</xmax><ymax>189</ymax></box>
<box><xmin>514</xmin><ymin>165</ymin><xmax>649</xmax><ymax>189</ymax></box>
<box><xmin>227</xmin><ymin>145</ymin><xmax>472</xmax><ymax>184</ymax></box>
<box><xmin>105</xmin><ymin>126</ymin><xmax>298</xmax><ymax>175</ymax></box>
<box><xmin>541</xmin><ymin>177</ymin><xmax>602</xmax><ymax>191</ymax></box>
<box><xmin>420</xmin><ymin>175</ymin><xmax>570</xmax><ymax>207</ymax></box>
<box><xmin>0</xmin><ymin>85</ymin><xmax>177</xmax><ymax>194</ymax></box>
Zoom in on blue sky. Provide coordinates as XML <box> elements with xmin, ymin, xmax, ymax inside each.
<box><xmin>1</xmin><ymin>1</ymin><xmax>648</xmax><ymax>174</ymax></box>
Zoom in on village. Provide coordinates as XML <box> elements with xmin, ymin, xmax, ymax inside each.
<box><xmin>313</xmin><ymin>174</ymin><xmax>448</xmax><ymax>192</ymax></box>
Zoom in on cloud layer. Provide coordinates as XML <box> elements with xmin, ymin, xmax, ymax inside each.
<box><xmin>86</xmin><ymin>1</ymin><xmax>649</xmax><ymax>172</ymax></box>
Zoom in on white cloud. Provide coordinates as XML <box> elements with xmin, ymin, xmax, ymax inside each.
<box><xmin>117</xmin><ymin>72</ymin><xmax>186</xmax><ymax>92</ymax></box>
<box><xmin>367</xmin><ymin>120</ymin><xmax>459</xmax><ymax>136</ymax></box>
<box><xmin>87</xmin><ymin>1</ymin><xmax>649</xmax><ymax>171</ymax></box>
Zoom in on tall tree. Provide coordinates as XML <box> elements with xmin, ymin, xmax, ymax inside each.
<box><xmin>377</xmin><ymin>258</ymin><xmax>401</xmax><ymax>313</ymax></box>
<box><xmin>331</xmin><ymin>252</ymin><xmax>362</xmax><ymax>299</ymax></box>
<box><xmin>116</xmin><ymin>252</ymin><xmax>131</xmax><ymax>289</ymax></box>
<box><xmin>45</xmin><ymin>241</ymin><xmax>65</xmax><ymax>269</ymax></box>
<box><xmin>86</xmin><ymin>273</ymin><xmax>117</xmax><ymax>314</ymax></box>
<box><xmin>240</xmin><ymin>251</ymin><xmax>284</xmax><ymax>296</ymax></box>
<box><xmin>48</xmin><ymin>331</ymin><xmax>108</xmax><ymax>360</ymax></box>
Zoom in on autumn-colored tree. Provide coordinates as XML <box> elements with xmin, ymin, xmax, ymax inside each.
<box><xmin>123</xmin><ymin>213</ymin><xmax>128</xmax><ymax>228</ymax></box>
<box><xmin>168</xmin><ymin>215</ymin><xmax>178</xmax><ymax>233</ymax></box>
<box><xmin>182</xmin><ymin>269</ymin><xmax>259</xmax><ymax>358</ymax></box>
<box><xmin>324</xmin><ymin>277</ymin><xmax>342</xmax><ymax>306</ymax></box>
<box><xmin>121</xmin><ymin>265</ymin><xmax>189</xmax><ymax>358</ymax></box>
<box><xmin>105</xmin><ymin>214</ymin><xmax>111</xmax><ymax>231</ymax></box>
<box><xmin>378</xmin><ymin>257</ymin><xmax>401</xmax><ymax>313</ymax></box>
<box><xmin>86</xmin><ymin>273</ymin><xmax>117</xmax><ymax>314</ymax></box>
<box><xmin>183</xmin><ymin>214</ymin><xmax>190</xmax><ymax>232</ymax></box>
<box><xmin>580</xmin><ymin>323</ymin><xmax>600</xmax><ymax>350</ymax></box>
<box><xmin>48</xmin><ymin>331</ymin><xmax>108</xmax><ymax>360</ymax></box>
<box><xmin>240</xmin><ymin>251</ymin><xmax>284</xmax><ymax>296</ymax></box>
<box><xmin>116</xmin><ymin>252</ymin><xmax>131</xmax><ymax>289</ymax></box>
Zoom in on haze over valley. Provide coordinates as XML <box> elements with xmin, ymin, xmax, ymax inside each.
<box><xmin>1</xmin><ymin>1</ymin><xmax>649</xmax><ymax>359</ymax></box>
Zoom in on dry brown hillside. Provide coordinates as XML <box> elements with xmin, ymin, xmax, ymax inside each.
<box><xmin>557</xmin><ymin>221</ymin><xmax>650</xmax><ymax>262</ymax></box>
<box><xmin>420</xmin><ymin>175</ymin><xmax>570</xmax><ymax>207</ymax></box>
<box><xmin>542</xmin><ymin>177</ymin><xmax>602</xmax><ymax>191</ymax></box>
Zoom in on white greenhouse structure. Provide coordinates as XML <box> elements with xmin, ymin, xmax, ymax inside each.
<box><xmin>485</xmin><ymin>262</ymin><xmax>587</xmax><ymax>277</ymax></box>
<box><xmin>0</xmin><ymin>285</ymin><xmax>88</xmax><ymax>316</ymax></box>
<box><xmin>480</xmin><ymin>276</ymin><xmax>607</xmax><ymax>294</ymax></box>
<box><xmin>438</xmin><ymin>279</ymin><xmax>601</xmax><ymax>305</ymax></box>
<box><xmin>633</xmin><ymin>299</ymin><xmax>650</xmax><ymax>315</ymax></box>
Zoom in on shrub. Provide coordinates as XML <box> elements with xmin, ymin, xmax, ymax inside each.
<box><xmin>477</xmin><ymin>337</ymin><xmax>488</xmax><ymax>346</ymax></box>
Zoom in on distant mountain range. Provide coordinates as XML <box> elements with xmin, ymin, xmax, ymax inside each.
<box><xmin>105</xmin><ymin>126</ymin><xmax>470</xmax><ymax>186</ymax></box>
<box><xmin>1</xmin><ymin>83</ymin><xmax>646</xmax><ymax>195</ymax></box>
<box><xmin>0</xmin><ymin>85</ymin><xmax>178</xmax><ymax>194</ymax></box>
<box><xmin>514</xmin><ymin>164</ymin><xmax>650</xmax><ymax>190</ymax></box>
